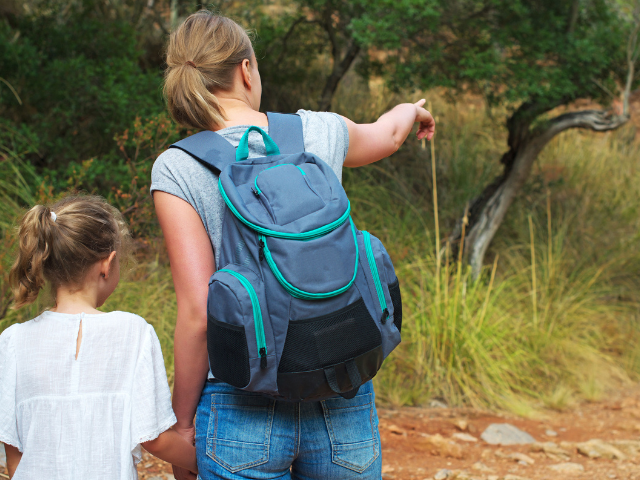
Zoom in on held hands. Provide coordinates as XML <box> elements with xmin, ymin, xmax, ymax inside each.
<box><xmin>414</xmin><ymin>99</ymin><xmax>435</xmax><ymax>141</ymax></box>
<box><xmin>172</xmin><ymin>423</ymin><xmax>197</xmax><ymax>480</ymax></box>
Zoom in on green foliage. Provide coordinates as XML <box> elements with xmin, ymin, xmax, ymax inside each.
<box><xmin>0</xmin><ymin>5</ymin><xmax>164</xmax><ymax>164</ymax></box>
<box><xmin>391</xmin><ymin>0</ymin><xmax>635</xmax><ymax>112</ymax></box>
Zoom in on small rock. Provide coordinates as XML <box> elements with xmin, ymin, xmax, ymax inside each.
<box><xmin>549</xmin><ymin>462</ymin><xmax>585</xmax><ymax>474</ymax></box>
<box><xmin>507</xmin><ymin>452</ymin><xmax>536</xmax><ymax>465</ymax></box>
<box><xmin>418</xmin><ymin>433</ymin><xmax>464</xmax><ymax>459</ymax></box>
<box><xmin>381</xmin><ymin>465</ymin><xmax>395</xmax><ymax>474</ymax></box>
<box><xmin>452</xmin><ymin>432</ymin><xmax>478</xmax><ymax>443</ymax></box>
<box><xmin>452</xmin><ymin>418</ymin><xmax>469</xmax><ymax>431</ymax></box>
<box><xmin>611</xmin><ymin>439</ymin><xmax>640</xmax><ymax>456</ymax></box>
<box><xmin>434</xmin><ymin>469</ymin><xmax>453</xmax><ymax>480</ymax></box>
<box><xmin>429</xmin><ymin>399</ymin><xmax>449</xmax><ymax>409</ymax></box>
<box><xmin>480</xmin><ymin>423</ymin><xmax>536</xmax><ymax>445</ymax></box>
<box><xmin>530</xmin><ymin>441</ymin><xmax>571</xmax><ymax>459</ymax></box>
<box><xmin>471</xmin><ymin>462</ymin><xmax>493</xmax><ymax>472</ymax></box>
<box><xmin>576</xmin><ymin>439</ymin><xmax>626</xmax><ymax>460</ymax></box>
<box><xmin>387</xmin><ymin>424</ymin><xmax>406</xmax><ymax>436</ymax></box>
<box><xmin>545</xmin><ymin>429</ymin><xmax>558</xmax><ymax>437</ymax></box>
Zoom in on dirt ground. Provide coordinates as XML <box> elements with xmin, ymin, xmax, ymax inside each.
<box><xmin>2</xmin><ymin>386</ymin><xmax>639</xmax><ymax>480</ymax></box>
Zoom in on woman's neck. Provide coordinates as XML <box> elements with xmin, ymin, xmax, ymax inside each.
<box><xmin>216</xmin><ymin>97</ymin><xmax>267</xmax><ymax>130</ymax></box>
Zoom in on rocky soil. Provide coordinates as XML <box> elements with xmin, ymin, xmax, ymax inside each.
<box><xmin>2</xmin><ymin>386</ymin><xmax>639</xmax><ymax>480</ymax></box>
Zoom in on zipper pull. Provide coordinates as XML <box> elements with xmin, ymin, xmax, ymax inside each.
<box><xmin>380</xmin><ymin>308</ymin><xmax>389</xmax><ymax>324</ymax></box>
<box><xmin>259</xmin><ymin>347</ymin><xmax>267</xmax><ymax>369</ymax></box>
<box><xmin>258</xmin><ymin>239</ymin><xmax>265</xmax><ymax>261</ymax></box>
<box><xmin>252</xmin><ymin>187</ymin><xmax>260</xmax><ymax>198</ymax></box>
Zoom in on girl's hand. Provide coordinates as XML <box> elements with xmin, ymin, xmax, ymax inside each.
<box><xmin>414</xmin><ymin>99</ymin><xmax>435</xmax><ymax>141</ymax></box>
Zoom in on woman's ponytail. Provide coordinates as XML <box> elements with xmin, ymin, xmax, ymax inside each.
<box><xmin>164</xmin><ymin>10</ymin><xmax>254</xmax><ymax>131</ymax></box>
<box><xmin>9</xmin><ymin>196</ymin><xmax>130</xmax><ymax>309</ymax></box>
<box><xmin>10</xmin><ymin>205</ymin><xmax>55</xmax><ymax>308</ymax></box>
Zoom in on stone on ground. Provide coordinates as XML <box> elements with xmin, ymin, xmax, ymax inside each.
<box><xmin>576</xmin><ymin>439</ymin><xmax>626</xmax><ymax>460</ymax></box>
<box><xmin>506</xmin><ymin>452</ymin><xmax>535</xmax><ymax>465</ymax></box>
<box><xmin>548</xmin><ymin>462</ymin><xmax>585</xmax><ymax>474</ymax></box>
<box><xmin>530</xmin><ymin>441</ymin><xmax>571</xmax><ymax>459</ymax></box>
<box><xmin>452</xmin><ymin>432</ymin><xmax>478</xmax><ymax>443</ymax></box>
<box><xmin>480</xmin><ymin>423</ymin><xmax>536</xmax><ymax>445</ymax></box>
<box><xmin>418</xmin><ymin>433</ymin><xmax>464</xmax><ymax>459</ymax></box>
<box><xmin>433</xmin><ymin>468</ymin><xmax>453</xmax><ymax>480</ymax></box>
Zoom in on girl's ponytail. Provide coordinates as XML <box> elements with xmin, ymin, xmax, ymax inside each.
<box><xmin>9</xmin><ymin>196</ymin><xmax>130</xmax><ymax>309</ymax></box>
<box><xmin>164</xmin><ymin>11</ymin><xmax>254</xmax><ymax>131</ymax></box>
<box><xmin>10</xmin><ymin>205</ymin><xmax>56</xmax><ymax>308</ymax></box>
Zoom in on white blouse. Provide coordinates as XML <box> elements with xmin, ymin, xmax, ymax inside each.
<box><xmin>0</xmin><ymin>311</ymin><xmax>176</xmax><ymax>479</ymax></box>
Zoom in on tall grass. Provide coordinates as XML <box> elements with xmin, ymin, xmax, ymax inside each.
<box><xmin>1</xmin><ymin>86</ymin><xmax>639</xmax><ymax>412</ymax></box>
<box><xmin>339</xmin><ymin>85</ymin><xmax>640</xmax><ymax>411</ymax></box>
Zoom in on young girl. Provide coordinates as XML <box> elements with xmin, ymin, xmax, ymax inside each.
<box><xmin>0</xmin><ymin>195</ymin><xmax>197</xmax><ymax>479</ymax></box>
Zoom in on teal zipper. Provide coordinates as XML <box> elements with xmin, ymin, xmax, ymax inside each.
<box><xmin>219</xmin><ymin>177</ymin><xmax>350</xmax><ymax>240</ymax></box>
<box><xmin>219</xmin><ymin>269</ymin><xmax>268</xmax><ymax>368</ymax></box>
<box><xmin>253</xmin><ymin>164</ymin><xmax>306</xmax><ymax>196</ymax></box>
<box><xmin>258</xmin><ymin>218</ymin><xmax>359</xmax><ymax>300</ymax></box>
<box><xmin>363</xmin><ymin>232</ymin><xmax>388</xmax><ymax>323</ymax></box>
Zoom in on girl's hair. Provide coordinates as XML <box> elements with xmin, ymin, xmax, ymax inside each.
<box><xmin>164</xmin><ymin>10</ymin><xmax>254</xmax><ymax>131</ymax></box>
<box><xmin>9</xmin><ymin>195</ymin><xmax>130</xmax><ymax>308</ymax></box>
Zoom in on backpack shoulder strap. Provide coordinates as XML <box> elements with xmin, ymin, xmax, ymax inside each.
<box><xmin>266</xmin><ymin>112</ymin><xmax>305</xmax><ymax>154</ymax></box>
<box><xmin>169</xmin><ymin>130</ymin><xmax>236</xmax><ymax>174</ymax></box>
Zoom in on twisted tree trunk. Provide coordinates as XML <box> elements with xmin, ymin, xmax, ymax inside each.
<box><xmin>452</xmin><ymin>104</ymin><xmax>630</xmax><ymax>278</ymax></box>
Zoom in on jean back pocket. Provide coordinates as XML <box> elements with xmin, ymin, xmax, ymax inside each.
<box><xmin>321</xmin><ymin>384</ymin><xmax>380</xmax><ymax>473</ymax></box>
<box><xmin>206</xmin><ymin>393</ymin><xmax>275</xmax><ymax>473</ymax></box>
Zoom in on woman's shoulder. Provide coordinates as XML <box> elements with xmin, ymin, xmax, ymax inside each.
<box><xmin>295</xmin><ymin>110</ymin><xmax>349</xmax><ymax>174</ymax></box>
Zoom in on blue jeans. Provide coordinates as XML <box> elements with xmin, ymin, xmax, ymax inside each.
<box><xmin>195</xmin><ymin>380</ymin><xmax>382</xmax><ymax>479</ymax></box>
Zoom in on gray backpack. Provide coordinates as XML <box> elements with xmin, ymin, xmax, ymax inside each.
<box><xmin>171</xmin><ymin>113</ymin><xmax>401</xmax><ymax>401</ymax></box>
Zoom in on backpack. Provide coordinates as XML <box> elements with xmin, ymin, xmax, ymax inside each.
<box><xmin>170</xmin><ymin>113</ymin><xmax>402</xmax><ymax>401</ymax></box>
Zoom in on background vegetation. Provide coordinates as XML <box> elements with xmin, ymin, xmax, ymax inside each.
<box><xmin>1</xmin><ymin>0</ymin><xmax>639</xmax><ymax>413</ymax></box>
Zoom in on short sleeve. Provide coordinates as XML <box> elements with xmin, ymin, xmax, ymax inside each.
<box><xmin>0</xmin><ymin>325</ymin><xmax>22</xmax><ymax>451</ymax></box>
<box><xmin>150</xmin><ymin>149</ymin><xmax>193</xmax><ymax>203</ymax></box>
<box><xmin>296</xmin><ymin>110</ymin><xmax>350</xmax><ymax>182</ymax></box>
<box><xmin>130</xmin><ymin>325</ymin><xmax>176</xmax><ymax>457</ymax></box>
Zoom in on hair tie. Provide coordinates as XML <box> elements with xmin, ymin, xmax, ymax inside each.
<box><xmin>50</xmin><ymin>211</ymin><xmax>57</xmax><ymax>222</ymax></box>
<box><xmin>185</xmin><ymin>61</ymin><xmax>197</xmax><ymax>68</ymax></box>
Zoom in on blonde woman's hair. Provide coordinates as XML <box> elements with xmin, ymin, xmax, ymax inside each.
<box><xmin>9</xmin><ymin>195</ymin><xmax>130</xmax><ymax>308</ymax></box>
<box><xmin>164</xmin><ymin>10</ymin><xmax>254</xmax><ymax>131</ymax></box>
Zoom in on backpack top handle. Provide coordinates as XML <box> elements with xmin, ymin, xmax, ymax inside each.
<box><xmin>236</xmin><ymin>126</ymin><xmax>280</xmax><ymax>161</ymax></box>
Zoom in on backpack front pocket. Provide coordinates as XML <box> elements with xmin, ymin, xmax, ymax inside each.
<box><xmin>207</xmin><ymin>265</ymin><xmax>276</xmax><ymax>393</ymax></box>
<box><xmin>259</xmin><ymin>218</ymin><xmax>358</xmax><ymax>300</ymax></box>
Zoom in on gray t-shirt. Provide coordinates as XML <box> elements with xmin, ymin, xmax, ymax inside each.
<box><xmin>150</xmin><ymin>110</ymin><xmax>349</xmax><ymax>266</ymax></box>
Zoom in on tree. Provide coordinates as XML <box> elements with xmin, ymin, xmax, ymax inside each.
<box><xmin>225</xmin><ymin>0</ymin><xmax>438</xmax><ymax>111</ymax></box>
<box><xmin>389</xmin><ymin>0</ymin><xmax>639</xmax><ymax>276</ymax></box>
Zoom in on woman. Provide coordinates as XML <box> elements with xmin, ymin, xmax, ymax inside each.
<box><xmin>151</xmin><ymin>10</ymin><xmax>434</xmax><ymax>480</ymax></box>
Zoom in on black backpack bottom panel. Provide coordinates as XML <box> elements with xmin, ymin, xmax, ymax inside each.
<box><xmin>277</xmin><ymin>345</ymin><xmax>384</xmax><ymax>401</ymax></box>
<box><xmin>279</xmin><ymin>297</ymin><xmax>382</xmax><ymax>373</ymax></box>
<box><xmin>276</xmin><ymin>296</ymin><xmax>383</xmax><ymax>401</ymax></box>
<box><xmin>208</xmin><ymin>315</ymin><xmax>251</xmax><ymax>388</ymax></box>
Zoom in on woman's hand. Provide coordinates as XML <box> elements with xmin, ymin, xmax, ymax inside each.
<box><xmin>414</xmin><ymin>99</ymin><xmax>435</xmax><ymax>141</ymax></box>
<box><xmin>342</xmin><ymin>99</ymin><xmax>436</xmax><ymax>168</ymax></box>
<box><xmin>171</xmin><ymin>423</ymin><xmax>197</xmax><ymax>480</ymax></box>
